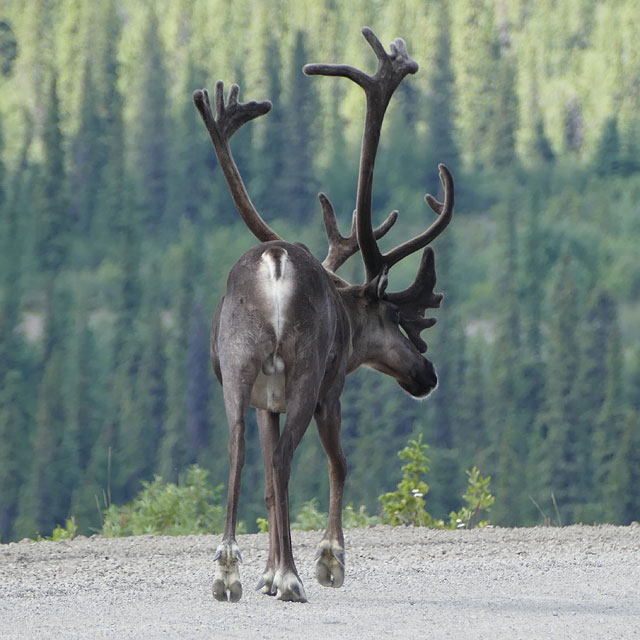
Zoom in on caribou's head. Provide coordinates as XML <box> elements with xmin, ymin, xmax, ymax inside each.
<box><xmin>349</xmin><ymin>280</ymin><xmax>440</xmax><ymax>398</ymax></box>
<box><xmin>306</xmin><ymin>29</ymin><xmax>454</xmax><ymax>398</ymax></box>
<box><xmin>193</xmin><ymin>27</ymin><xmax>453</xmax><ymax>400</ymax></box>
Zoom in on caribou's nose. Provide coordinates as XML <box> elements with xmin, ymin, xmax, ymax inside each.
<box><xmin>422</xmin><ymin>359</ymin><xmax>438</xmax><ymax>392</ymax></box>
<box><xmin>400</xmin><ymin>359</ymin><xmax>438</xmax><ymax>398</ymax></box>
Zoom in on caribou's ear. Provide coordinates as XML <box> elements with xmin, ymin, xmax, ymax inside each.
<box><xmin>364</xmin><ymin>266</ymin><xmax>389</xmax><ymax>300</ymax></box>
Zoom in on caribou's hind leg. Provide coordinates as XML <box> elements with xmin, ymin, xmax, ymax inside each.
<box><xmin>256</xmin><ymin>409</ymin><xmax>280</xmax><ymax>595</ymax></box>
<box><xmin>212</xmin><ymin>362</ymin><xmax>259</xmax><ymax>603</ymax></box>
<box><xmin>270</xmin><ymin>370</ymin><xmax>321</xmax><ymax>602</ymax></box>
<box><xmin>314</xmin><ymin>398</ymin><xmax>347</xmax><ymax>588</ymax></box>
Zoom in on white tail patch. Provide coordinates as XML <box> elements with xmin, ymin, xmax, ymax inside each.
<box><xmin>260</xmin><ymin>247</ymin><xmax>292</xmax><ymax>376</ymax></box>
<box><xmin>261</xmin><ymin>246</ymin><xmax>288</xmax><ymax>283</ymax></box>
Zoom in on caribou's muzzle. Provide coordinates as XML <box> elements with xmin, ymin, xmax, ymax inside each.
<box><xmin>399</xmin><ymin>358</ymin><xmax>438</xmax><ymax>398</ymax></box>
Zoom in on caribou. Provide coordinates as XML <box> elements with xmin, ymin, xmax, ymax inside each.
<box><xmin>193</xmin><ymin>27</ymin><xmax>454</xmax><ymax>603</ymax></box>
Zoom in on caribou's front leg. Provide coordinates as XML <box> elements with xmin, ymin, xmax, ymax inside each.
<box><xmin>256</xmin><ymin>409</ymin><xmax>280</xmax><ymax>595</ymax></box>
<box><xmin>314</xmin><ymin>398</ymin><xmax>347</xmax><ymax>588</ymax></box>
<box><xmin>212</xmin><ymin>367</ymin><xmax>257</xmax><ymax>602</ymax></box>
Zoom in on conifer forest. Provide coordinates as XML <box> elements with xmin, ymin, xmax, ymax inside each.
<box><xmin>1</xmin><ymin>0</ymin><xmax>639</xmax><ymax>542</ymax></box>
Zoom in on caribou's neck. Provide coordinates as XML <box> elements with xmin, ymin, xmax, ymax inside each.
<box><xmin>337</xmin><ymin>286</ymin><xmax>376</xmax><ymax>374</ymax></box>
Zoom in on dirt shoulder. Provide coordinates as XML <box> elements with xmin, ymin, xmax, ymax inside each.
<box><xmin>1</xmin><ymin>524</ymin><xmax>639</xmax><ymax>639</ymax></box>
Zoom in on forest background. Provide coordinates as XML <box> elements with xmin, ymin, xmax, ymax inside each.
<box><xmin>0</xmin><ymin>0</ymin><xmax>639</xmax><ymax>542</ymax></box>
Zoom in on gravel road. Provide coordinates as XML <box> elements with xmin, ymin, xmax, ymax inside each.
<box><xmin>1</xmin><ymin>524</ymin><xmax>639</xmax><ymax>639</ymax></box>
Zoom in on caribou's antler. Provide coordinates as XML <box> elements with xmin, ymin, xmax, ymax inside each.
<box><xmin>305</xmin><ymin>29</ymin><xmax>453</xmax><ymax>280</ymax></box>
<box><xmin>319</xmin><ymin>193</ymin><xmax>398</xmax><ymax>274</ymax></box>
<box><xmin>193</xmin><ymin>82</ymin><xmax>281</xmax><ymax>242</ymax></box>
<box><xmin>305</xmin><ymin>27</ymin><xmax>422</xmax><ymax>282</ymax></box>
<box><xmin>305</xmin><ymin>28</ymin><xmax>454</xmax><ymax>352</ymax></box>
<box><xmin>385</xmin><ymin>248</ymin><xmax>442</xmax><ymax>353</ymax></box>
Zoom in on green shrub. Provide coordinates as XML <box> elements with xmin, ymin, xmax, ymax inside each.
<box><xmin>448</xmin><ymin>466</ymin><xmax>495</xmax><ymax>529</ymax></box>
<box><xmin>378</xmin><ymin>437</ymin><xmax>495</xmax><ymax>529</ymax></box>
<box><xmin>48</xmin><ymin>517</ymin><xmax>78</xmax><ymax>541</ymax></box>
<box><xmin>102</xmin><ymin>465</ymin><xmax>225</xmax><ymax>536</ymax></box>
<box><xmin>379</xmin><ymin>434</ymin><xmax>434</xmax><ymax>526</ymax></box>
<box><xmin>291</xmin><ymin>497</ymin><xmax>327</xmax><ymax>531</ymax></box>
<box><xmin>343</xmin><ymin>503</ymin><xmax>380</xmax><ymax>528</ymax></box>
<box><xmin>256</xmin><ymin>517</ymin><xmax>269</xmax><ymax>534</ymax></box>
<box><xmin>258</xmin><ymin>500</ymin><xmax>379</xmax><ymax>533</ymax></box>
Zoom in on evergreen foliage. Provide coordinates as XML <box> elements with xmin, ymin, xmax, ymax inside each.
<box><xmin>0</xmin><ymin>0</ymin><xmax>639</xmax><ymax>540</ymax></box>
<box><xmin>36</xmin><ymin>75</ymin><xmax>69</xmax><ymax>278</ymax></box>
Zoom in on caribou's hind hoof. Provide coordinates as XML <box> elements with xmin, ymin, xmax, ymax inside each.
<box><xmin>212</xmin><ymin>541</ymin><xmax>243</xmax><ymax>602</ymax></box>
<box><xmin>256</xmin><ymin>569</ymin><xmax>276</xmax><ymax>596</ymax></box>
<box><xmin>227</xmin><ymin>580</ymin><xmax>242</xmax><ymax>602</ymax></box>
<box><xmin>212</xmin><ymin>578</ymin><xmax>228</xmax><ymax>601</ymax></box>
<box><xmin>273</xmin><ymin>569</ymin><xmax>308</xmax><ymax>602</ymax></box>
<box><xmin>213</xmin><ymin>578</ymin><xmax>242</xmax><ymax>602</ymax></box>
<box><xmin>314</xmin><ymin>539</ymin><xmax>345</xmax><ymax>588</ymax></box>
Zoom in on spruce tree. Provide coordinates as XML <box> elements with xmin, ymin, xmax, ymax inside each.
<box><xmin>133</xmin><ymin>6</ymin><xmax>169</xmax><ymax>232</ymax></box>
<box><xmin>158</xmin><ymin>225</ymin><xmax>201</xmax><ymax>480</ymax></box>
<box><xmin>0</xmin><ymin>118</ymin><xmax>20</xmax><ymax>366</ymax></box>
<box><xmin>490</xmin><ymin>189</ymin><xmax>525</xmax><ymax>525</ymax></box>
<box><xmin>530</xmin><ymin>117</ymin><xmax>555</xmax><ymax>164</ymax></box>
<box><xmin>15</xmin><ymin>283</ymin><xmax>77</xmax><ymax>538</ymax></box>
<box><xmin>564</xmin><ymin>98</ymin><xmax>584</xmax><ymax>155</ymax></box>
<box><xmin>69</xmin><ymin>59</ymin><xmax>101</xmax><ymax>245</ymax></box>
<box><xmin>36</xmin><ymin>74</ymin><xmax>69</xmax><ymax>278</ymax></box>
<box><xmin>573</xmin><ymin>289</ymin><xmax>618</xmax><ymax>515</ymax></box>
<box><xmin>68</xmin><ymin>303</ymin><xmax>110</xmax><ymax>533</ymax></box>
<box><xmin>458</xmin><ymin>347</ymin><xmax>488</xmax><ymax>462</ymax></box>
<box><xmin>281</xmin><ymin>30</ymin><xmax>318</xmax><ymax>222</ymax></box>
<box><xmin>0</xmin><ymin>371</ymin><xmax>26</xmax><ymax>541</ymax></box>
<box><xmin>93</xmin><ymin>0</ymin><xmax>127</xmax><ymax>258</ymax></box>
<box><xmin>593</xmin><ymin>316</ymin><xmax>626</xmax><ymax>522</ymax></box>
<box><xmin>171</xmin><ymin>59</ymin><xmax>210</xmax><ymax>226</ymax></box>
<box><xmin>518</xmin><ymin>189</ymin><xmax>547</xmax><ymax>521</ymax></box>
<box><xmin>593</xmin><ymin>117</ymin><xmax>621</xmax><ymax>176</ymax></box>
<box><xmin>86</xmin><ymin>196</ymin><xmax>142</xmax><ymax>507</ymax></box>
<box><xmin>188</xmin><ymin>299</ymin><xmax>213</xmax><ymax>459</ymax></box>
<box><xmin>429</xmin><ymin>226</ymin><xmax>460</xmax><ymax>450</ymax></box>
<box><xmin>117</xmin><ymin>259</ymin><xmax>167</xmax><ymax>498</ymax></box>
<box><xmin>0</xmin><ymin>20</ymin><xmax>17</xmax><ymax>78</ymax></box>
<box><xmin>252</xmin><ymin>33</ymin><xmax>286</xmax><ymax>221</ymax></box>
<box><xmin>532</xmin><ymin>253</ymin><xmax>582</xmax><ymax>524</ymax></box>
<box><xmin>451</xmin><ymin>0</ymin><xmax>501</xmax><ymax>168</ymax></box>
<box><xmin>424</xmin><ymin>0</ymin><xmax>459</xmax><ymax>177</ymax></box>
<box><xmin>486</xmin><ymin>53</ymin><xmax>518</xmax><ymax>168</ymax></box>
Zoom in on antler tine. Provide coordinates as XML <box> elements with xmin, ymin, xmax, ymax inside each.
<box><xmin>304</xmin><ymin>27</ymin><xmax>419</xmax><ymax>283</ymax></box>
<box><xmin>385</xmin><ymin>247</ymin><xmax>442</xmax><ymax>309</ymax></box>
<box><xmin>386</xmin><ymin>247</ymin><xmax>443</xmax><ymax>353</ymax></box>
<box><xmin>303</xmin><ymin>62</ymin><xmax>372</xmax><ymax>90</ymax></box>
<box><xmin>399</xmin><ymin>315</ymin><xmax>438</xmax><ymax>354</ymax></box>
<box><xmin>319</xmin><ymin>193</ymin><xmax>398</xmax><ymax>275</ymax></box>
<box><xmin>382</xmin><ymin>163</ymin><xmax>454</xmax><ymax>269</ymax></box>
<box><xmin>193</xmin><ymin>83</ymin><xmax>281</xmax><ymax>242</ymax></box>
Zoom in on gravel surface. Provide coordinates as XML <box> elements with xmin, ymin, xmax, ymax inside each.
<box><xmin>1</xmin><ymin>524</ymin><xmax>639</xmax><ymax>639</ymax></box>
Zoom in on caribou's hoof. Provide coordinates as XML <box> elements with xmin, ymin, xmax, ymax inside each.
<box><xmin>273</xmin><ymin>569</ymin><xmax>307</xmax><ymax>602</ymax></box>
<box><xmin>212</xmin><ymin>578</ymin><xmax>242</xmax><ymax>602</ymax></box>
<box><xmin>212</xmin><ymin>541</ymin><xmax>243</xmax><ymax>602</ymax></box>
<box><xmin>314</xmin><ymin>539</ymin><xmax>345</xmax><ymax>588</ymax></box>
<box><xmin>256</xmin><ymin>569</ymin><xmax>276</xmax><ymax>596</ymax></box>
